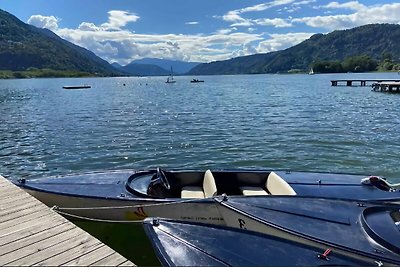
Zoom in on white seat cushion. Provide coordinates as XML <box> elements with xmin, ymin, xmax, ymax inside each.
<box><xmin>240</xmin><ymin>186</ymin><xmax>269</xmax><ymax>196</ymax></box>
<box><xmin>181</xmin><ymin>186</ymin><xmax>205</xmax><ymax>198</ymax></box>
<box><xmin>266</xmin><ymin>172</ymin><xmax>296</xmax><ymax>195</ymax></box>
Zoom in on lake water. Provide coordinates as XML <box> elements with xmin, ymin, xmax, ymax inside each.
<box><xmin>1</xmin><ymin>73</ymin><xmax>400</xmax><ymax>181</ymax></box>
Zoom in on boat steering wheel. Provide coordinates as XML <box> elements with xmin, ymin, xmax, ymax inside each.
<box><xmin>156</xmin><ymin>168</ymin><xmax>171</xmax><ymax>190</ymax></box>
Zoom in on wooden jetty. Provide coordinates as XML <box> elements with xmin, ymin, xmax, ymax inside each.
<box><xmin>331</xmin><ymin>79</ymin><xmax>400</xmax><ymax>87</ymax></box>
<box><xmin>372</xmin><ymin>82</ymin><xmax>400</xmax><ymax>93</ymax></box>
<box><xmin>0</xmin><ymin>175</ymin><xmax>135</xmax><ymax>266</ymax></box>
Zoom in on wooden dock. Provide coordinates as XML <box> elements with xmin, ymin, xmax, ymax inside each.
<box><xmin>372</xmin><ymin>82</ymin><xmax>400</xmax><ymax>93</ymax></box>
<box><xmin>331</xmin><ymin>79</ymin><xmax>400</xmax><ymax>87</ymax></box>
<box><xmin>0</xmin><ymin>175</ymin><xmax>135</xmax><ymax>266</ymax></box>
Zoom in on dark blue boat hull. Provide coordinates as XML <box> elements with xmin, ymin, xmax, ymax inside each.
<box><xmin>143</xmin><ymin>218</ymin><xmax>379</xmax><ymax>266</ymax></box>
<box><xmin>216</xmin><ymin>196</ymin><xmax>400</xmax><ymax>265</ymax></box>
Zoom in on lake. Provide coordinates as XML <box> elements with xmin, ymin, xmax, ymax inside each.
<box><xmin>1</xmin><ymin>73</ymin><xmax>400</xmax><ymax>181</ymax></box>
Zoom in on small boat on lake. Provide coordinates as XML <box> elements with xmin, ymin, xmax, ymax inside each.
<box><xmin>143</xmin><ymin>217</ymin><xmax>383</xmax><ymax>266</ymax></box>
<box><xmin>165</xmin><ymin>67</ymin><xmax>176</xmax><ymax>84</ymax></box>
<box><xmin>190</xmin><ymin>79</ymin><xmax>204</xmax><ymax>83</ymax></box>
<box><xmin>14</xmin><ymin>168</ymin><xmax>400</xmax><ymax>223</ymax></box>
<box><xmin>62</xmin><ymin>85</ymin><xmax>91</xmax><ymax>89</ymax></box>
<box><xmin>215</xmin><ymin>196</ymin><xmax>400</xmax><ymax>265</ymax></box>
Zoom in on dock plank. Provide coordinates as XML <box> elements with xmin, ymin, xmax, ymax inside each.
<box><xmin>7</xmin><ymin>230</ymin><xmax>96</xmax><ymax>266</ymax></box>
<box><xmin>34</xmin><ymin>239</ymin><xmax>102</xmax><ymax>266</ymax></box>
<box><xmin>61</xmin><ymin>245</ymin><xmax>118</xmax><ymax>266</ymax></box>
<box><xmin>0</xmin><ymin>224</ymin><xmax>77</xmax><ymax>261</ymax></box>
<box><xmin>0</xmin><ymin>212</ymin><xmax>62</xmax><ymax>240</ymax></box>
<box><xmin>0</xmin><ymin>175</ymin><xmax>135</xmax><ymax>266</ymax></box>
<box><xmin>0</xmin><ymin>220</ymin><xmax>67</xmax><ymax>246</ymax></box>
<box><xmin>90</xmin><ymin>253</ymin><xmax>130</xmax><ymax>266</ymax></box>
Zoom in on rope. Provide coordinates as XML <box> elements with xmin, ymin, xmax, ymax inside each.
<box><xmin>52</xmin><ymin>197</ymin><xmax>211</xmax><ymax>212</ymax></box>
<box><xmin>53</xmin><ymin>208</ymin><xmax>144</xmax><ymax>224</ymax></box>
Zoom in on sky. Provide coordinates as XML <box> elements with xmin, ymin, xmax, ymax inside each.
<box><xmin>2</xmin><ymin>0</ymin><xmax>400</xmax><ymax>65</ymax></box>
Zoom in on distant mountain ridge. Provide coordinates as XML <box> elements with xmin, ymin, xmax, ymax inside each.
<box><xmin>189</xmin><ymin>24</ymin><xmax>400</xmax><ymax>75</ymax></box>
<box><xmin>131</xmin><ymin>58</ymin><xmax>200</xmax><ymax>74</ymax></box>
<box><xmin>118</xmin><ymin>63</ymin><xmax>170</xmax><ymax>76</ymax></box>
<box><xmin>0</xmin><ymin>9</ymin><xmax>121</xmax><ymax>76</ymax></box>
<box><xmin>113</xmin><ymin>58</ymin><xmax>201</xmax><ymax>76</ymax></box>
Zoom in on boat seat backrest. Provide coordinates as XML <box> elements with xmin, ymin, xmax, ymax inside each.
<box><xmin>203</xmin><ymin>170</ymin><xmax>217</xmax><ymax>198</ymax></box>
<box><xmin>266</xmin><ymin>172</ymin><xmax>296</xmax><ymax>195</ymax></box>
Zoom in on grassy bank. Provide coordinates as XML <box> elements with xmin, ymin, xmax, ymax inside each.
<box><xmin>0</xmin><ymin>68</ymin><xmax>95</xmax><ymax>79</ymax></box>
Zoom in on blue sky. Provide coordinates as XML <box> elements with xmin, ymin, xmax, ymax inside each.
<box><xmin>2</xmin><ymin>0</ymin><xmax>400</xmax><ymax>65</ymax></box>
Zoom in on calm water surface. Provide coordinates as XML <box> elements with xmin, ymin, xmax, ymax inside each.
<box><xmin>1</xmin><ymin>73</ymin><xmax>400</xmax><ymax>181</ymax></box>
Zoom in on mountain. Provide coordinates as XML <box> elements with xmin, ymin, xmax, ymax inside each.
<box><xmin>131</xmin><ymin>58</ymin><xmax>200</xmax><ymax>74</ymax></box>
<box><xmin>119</xmin><ymin>63</ymin><xmax>170</xmax><ymax>76</ymax></box>
<box><xmin>188</xmin><ymin>24</ymin><xmax>400</xmax><ymax>75</ymax></box>
<box><xmin>111</xmin><ymin>62</ymin><xmax>124</xmax><ymax>69</ymax></box>
<box><xmin>0</xmin><ymin>9</ymin><xmax>121</xmax><ymax>76</ymax></box>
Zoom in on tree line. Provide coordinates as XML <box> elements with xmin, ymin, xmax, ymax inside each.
<box><xmin>311</xmin><ymin>54</ymin><xmax>400</xmax><ymax>73</ymax></box>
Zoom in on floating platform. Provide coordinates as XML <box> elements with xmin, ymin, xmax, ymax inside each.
<box><xmin>63</xmin><ymin>85</ymin><xmax>91</xmax><ymax>89</ymax></box>
<box><xmin>0</xmin><ymin>175</ymin><xmax>135</xmax><ymax>266</ymax></box>
<box><xmin>331</xmin><ymin>79</ymin><xmax>400</xmax><ymax>87</ymax></box>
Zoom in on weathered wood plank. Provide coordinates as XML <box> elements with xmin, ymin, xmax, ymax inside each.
<box><xmin>0</xmin><ymin>175</ymin><xmax>134</xmax><ymax>266</ymax></box>
<box><xmin>6</xmin><ymin>230</ymin><xmax>96</xmax><ymax>266</ymax></box>
<box><xmin>90</xmin><ymin>252</ymin><xmax>132</xmax><ymax>266</ymax></box>
<box><xmin>0</xmin><ymin>212</ymin><xmax>62</xmax><ymax>240</ymax></box>
<box><xmin>0</xmin><ymin>209</ymin><xmax>56</xmax><ymax>231</ymax></box>
<box><xmin>61</xmin><ymin>245</ymin><xmax>117</xmax><ymax>266</ymax></box>
<box><xmin>0</xmin><ymin>199</ymin><xmax>40</xmax><ymax>216</ymax></box>
<box><xmin>0</xmin><ymin>220</ymin><xmax>67</xmax><ymax>246</ymax></box>
<box><xmin>33</xmin><ymin>239</ymin><xmax>102</xmax><ymax>266</ymax></box>
<box><xmin>118</xmin><ymin>260</ymin><xmax>137</xmax><ymax>266</ymax></box>
<box><xmin>0</xmin><ymin>193</ymin><xmax>32</xmax><ymax>207</ymax></box>
<box><xmin>0</xmin><ymin>204</ymin><xmax>45</xmax><ymax>224</ymax></box>
<box><xmin>0</xmin><ymin>224</ymin><xmax>76</xmax><ymax>259</ymax></box>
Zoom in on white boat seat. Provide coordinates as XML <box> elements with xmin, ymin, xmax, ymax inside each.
<box><xmin>181</xmin><ymin>186</ymin><xmax>205</xmax><ymax>198</ymax></box>
<box><xmin>181</xmin><ymin>169</ymin><xmax>217</xmax><ymax>198</ymax></box>
<box><xmin>240</xmin><ymin>186</ymin><xmax>269</xmax><ymax>196</ymax></box>
<box><xmin>266</xmin><ymin>171</ymin><xmax>296</xmax><ymax>195</ymax></box>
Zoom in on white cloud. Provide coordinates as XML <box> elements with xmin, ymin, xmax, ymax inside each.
<box><xmin>101</xmin><ymin>10</ymin><xmax>139</xmax><ymax>30</ymax></box>
<box><xmin>186</xmin><ymin>21</ymin><xmax>199</xmax><ymax>25</ymax></box>
<box><xmin>27</xmin><ymin>15</ymin><xmax>59</xmax><ymax>31</ymax></box>
<box><xmin>55</xmin><ymin>19</ymin><xmax>263</xmax><ymax>64</ymax></box>
<box><xmin>254</xmin><ymin>18</ymin><xmax>292</xmax><ymax>27</ymax></box>
<box><xmin>257</xmin><ymin>32</ymin><xmax>314</xmax><ymax>53</ymax></box>
<box><xmin>293</xmin><ymin>3</ymin><xmax>400</xmax><ymax>30</ymax></box>
<box><xmin>239</xmin><ymin>0</ymin><xmax>296</xmax><ymax>13</ymax></box>
<box><xmin>293</xmin><ymin>0</ymin><xmax>316</xmax><ymax>6</ymax></box>
<box><xmin>323</xmin><ymin>1</ymin><xmax>365</xmax><ymax>11</ymax></box>
<box><xmin>221</xmin><ymin>1</ymin><xmax>297</xmax><ymax>28</ymax></box>
<box><xmin>78</xmin><ymin>22</ymin><xmax>101</xmax><ymax>31</ymax></box>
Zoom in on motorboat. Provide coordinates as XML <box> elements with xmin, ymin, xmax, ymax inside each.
<box><xmin>190</xmin><ymin>79</ymin><xmax>204</xmax><ymax>83</ymax></box>
<box><xmin>143</xmin><ymin>217</ymin><xmax>381</xmax><ymax>266</ymax></box>
<box><xmin>15</xmin><ymin>168</ymin><xmax>400</xmax><ymax>223</ymax></box>
<box><xmin>215</xmin><ymin>195</ymin><xmax>400</xmax><ymax>265</ymax></box>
